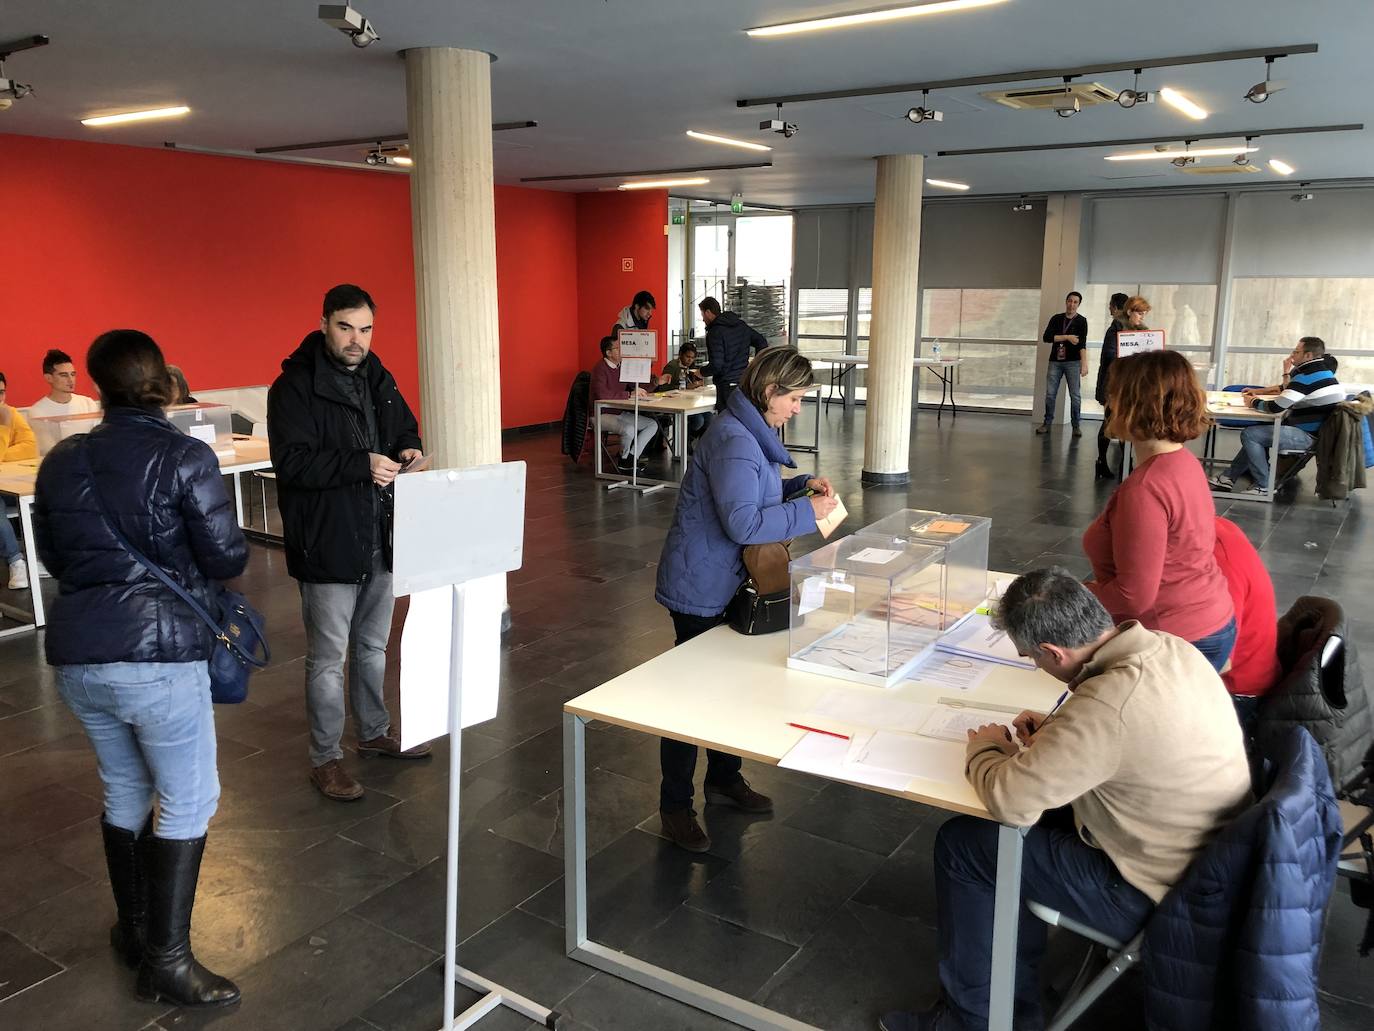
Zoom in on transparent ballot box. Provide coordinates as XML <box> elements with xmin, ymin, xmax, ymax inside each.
<box><xmin>166</xmin><ymin>402</ymin><xmax>233</xmax><ymax>452</ymax></box>
<box><xmin>788</xmin><ymin>536</ymin><xmax>948</xmax><ymax>688</ymax></box>
<box><xmin>30</xmin><ymin>410</ymin><xmax>103</xmax><ymax>456</ymax></box>
<box><xmin>854</xmin><ymin>510</ymin><xmax>990</xmax><ymax>629</ymax></box>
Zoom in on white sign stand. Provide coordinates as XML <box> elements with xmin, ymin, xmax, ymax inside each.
<box><xmin>610</xmin><ymin>329</ymin><xmax>664</xmax><ymax>496</ymax></box>
<box><xmin>392</xmin><ymin>463</ymin><xmax>562</xmax><ymax>1031</ymax></box>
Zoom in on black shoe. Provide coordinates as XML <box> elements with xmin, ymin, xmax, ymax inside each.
<box><xmin>704</xmin><ymin>778</ymin><xmax>774</xmax><ymax>813</ymax></box>
<box><xmin>102</xmin><ymin>814</ymin><xmax>153</xmax><ymax>969</ymax></box>
<box><xmin>137</xmin><ymin>835</ymin><xmax>241</xmax><ymax>1008</ymax></box>
<box><xmin>1094</xmin><ymin>459</ymin><xmax>1112</xmax><ymax>481</ymax></box>
<box><xmin>615</xmin><ymin>457</ymin><xmax>636</xmax><ymax>475</ymax></box>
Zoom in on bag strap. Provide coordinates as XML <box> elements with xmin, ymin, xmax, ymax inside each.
<box><xmin>79</xmin><ymin>438</ymin><xmax>234</xmax><ymax>649</ymax></box>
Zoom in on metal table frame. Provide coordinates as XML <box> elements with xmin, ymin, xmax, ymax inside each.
<box><xmin>593</xmin><ymin>396</ymin><xmax>713</xmax><ymax>489</ymax></box>
<box><xmin>561</xmin><ymin>710</ymin><xmax>1026</xmax><ymax>1030</ymax></box>
<box><xmin>816</xmin><ymin>355</ymin><xmax>963</xmax><ymax>422</ymax></box>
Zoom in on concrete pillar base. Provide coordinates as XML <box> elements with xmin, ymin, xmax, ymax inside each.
<box><xmin>861</xmin><ymin>469</ymin><xmax>911</xmax><ymax>486</ymax></box>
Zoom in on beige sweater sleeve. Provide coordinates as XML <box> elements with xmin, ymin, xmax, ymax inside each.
<box><xmin>965</xmin><ymin>695</ymin><xmax>1125</xmax><ymax>827</ymax></box>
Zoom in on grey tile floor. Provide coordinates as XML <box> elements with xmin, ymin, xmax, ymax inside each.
<box><xmin>1</xmin><ymin>406</ymin><xmax>1371</xmax><ymax>1030</ymax></box>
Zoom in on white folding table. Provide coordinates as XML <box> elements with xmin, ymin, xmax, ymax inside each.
<box><xmin>810</xmin><ymin>353</ymin><xmax>966</xmax><ymax>422</ymax></box>
<box><xmin>594</xmin><ymin>388</ymin><xmax>718</xmax><ymax>487</ymax></box>
<box><xmin>562</xmin><ymin>618</ymin><xmax>1062</xmax><ymax>1031</ymax></box>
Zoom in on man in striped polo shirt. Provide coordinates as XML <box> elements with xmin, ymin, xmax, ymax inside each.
<box><xmin>1211</xmin><ymin>336</ymin><xmax>1343</xmax><ymax>492</ymax></box>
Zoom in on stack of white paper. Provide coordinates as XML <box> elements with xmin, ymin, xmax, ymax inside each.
<box><xmin>934</xmin><ymin>613</ymin><xmax>1034</xmax><ymax>669</ymax></box>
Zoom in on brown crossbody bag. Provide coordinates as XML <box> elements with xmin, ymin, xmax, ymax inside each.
<box><xmin>726</xmin><ymin>540</ymin><xmax>792</xmax><ymax>635</ymax></box>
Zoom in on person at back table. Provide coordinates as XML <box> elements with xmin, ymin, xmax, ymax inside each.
<box><xmin>0</xmin><ymin>370</ymin><xmax>37</xmax><ymax>589</ymax></box>
<box><xmin>614</xmin><ymin>289</ymin><xmax>656</xmax><ymax>332</ymax></box>
<box><xmin>590</xmin><ymin>335</ymin><xmax>658</xmax><ymax>474</ymax></box>
<box><xmin>880</xmin><ymin>569</ymin><xmax>1251</xmax><ymax>1031</ymax></box>
<box><xmin>1210</xmin><ymin>336</ymin><xmax>1343</xmax><ymax>494</ymax></box>
<box><xmin>699</xmin><ymin>296</ymin><xmax>769</xmax><ymax>412</ymax></box>
<box><xmin>28</xmin><ymin>347</ymin><xmax>101</xmax><ymax>418</ymax></box>
<box><xmin>654</xmin><ymin>348</ymin><xmax>837</xmax><ymax>853</ymax></box>
<box><xmin>1212</xmin><ymin>516</ymin><xmax>1282</xmax><ymax>729</ymax></box>
<box><xmin>1083</xmin><ymin>350</ymin><xmax>1237</xmax><ymax>672</ymax></box>
<box><xmin>1035</xmin><ymin>290</ymin><xmax>1089</xmax><ymax>437</ymax></box>
<box><xmin>654</xmin><ymin>343</ymin><xmax>711</xmax><ymax>449</ymax></box>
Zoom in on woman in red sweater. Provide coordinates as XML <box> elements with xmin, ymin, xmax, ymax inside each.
<box><xmin>1082</xmin><ymin>350</ymin><xmax>1236</xmax><ymax>670</ymax></box>
<box><xmin>1212</xmin><ymin>516</ymin><xmax>1282</xmax><ymax>723</ymax></box>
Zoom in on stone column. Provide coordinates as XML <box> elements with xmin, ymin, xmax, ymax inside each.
<box><xmin>862</xmin><ymin>154</ymin><xmax>924</xmax><ymax>485</ymax></box>
<box><xmin>404</xmin><ymin>47</ymin><xmax>501</xmax><ymax>470</ymax></box>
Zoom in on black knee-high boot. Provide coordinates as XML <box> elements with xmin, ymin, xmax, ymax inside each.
<box><xmin>101</xmin><ymin>813</ymin><xmax>153</xmax><ymax>969</ymax></box>
<box><xmin>136</xmin><ymin>835</ymin><xmax>240</xmax><ymax>1007</ymax></box>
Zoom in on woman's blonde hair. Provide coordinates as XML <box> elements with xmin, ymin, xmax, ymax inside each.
<box><xmin>737</xmin><ymin>347</ymin><xmax>814</xmax><ymax>412</ymax></box>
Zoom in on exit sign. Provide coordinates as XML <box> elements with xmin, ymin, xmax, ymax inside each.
<box><xmin>621</xmin><ymin>257</ymin><xmax>634</xmax><ymax>272</ymax></box>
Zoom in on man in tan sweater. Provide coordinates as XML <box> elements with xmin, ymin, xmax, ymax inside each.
<box><xmin>881</xmin><ymin>568</ymin><xmax>1251</xmax><ymax>1031</ymax></box>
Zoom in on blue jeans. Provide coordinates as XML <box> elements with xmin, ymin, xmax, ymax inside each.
<box><xmin>935</xmin><ymin>813</ymin><xmax>1154</xmax><ymax>1030</ymax></box>
<box><xmin>1</xmin><ymin>506</ymin><xmax>20</xmax><ymax>563</ymax></box>
<box><xmin>1190</xmin><ymin>616</ymin><xmax>1237</xmax><ymax>673</ymax></box>
<box><xmin>1225</xmin><ymin>424</ymin><xmax>1314</xmax><ymax>487</ymax></box>
<box><xmin>56</xmin><ymin>661</ymin><xmax>220</xmax><ymax>838</ymax></box>
<box><xmin>1043</xmin><ymin>362</ymin><xmax>1082</xmax><ymax>427</ymax></box>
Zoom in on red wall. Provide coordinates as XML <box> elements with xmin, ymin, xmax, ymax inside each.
<box><xmin>575</xmin><ymin>190</ymin><xmax>670</xmax><ymax>367</ymax></box>
<box><xmin>1</xmin><ymin>133</ymin><xmax>609</xmax><ymax>430</ymax></box>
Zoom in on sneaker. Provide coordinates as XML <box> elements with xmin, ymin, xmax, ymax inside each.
<box><xmin>878</xmin><ymin>1001</ymin><xmax>964</xmax><ymax>1031</ymax></box>
<box><xmin>357</xmin><ymin>733</ymin><xmax>432</xmax><ymax>760</ymax></box>
<box><xmin>1208</xmin><ymin>475</ymin><xmax>1235</xmax><ymax>492</ymax></box>
<box><xmin>310</xmin><ymin>760</ymin><xmax>364</xmax><ymax>801</ymax></box>
<box><xmin>659</xmin><ymin>808</ymin><xmax>711</xmax><ymax>853</ymax></box>
<box><xmin>7</xmin><ymin>558</ymin><xmax>28</xmax><ymax>590</ymax></box>
<box><xmin>704</xmin><ymin>778</ymin><xmax>773</xmax><ymax>813</ymax></box>
<box><xmin>1034</xmin><ymin>424</ymin><xmax>1050</xmax><ymax>435</ymax></box>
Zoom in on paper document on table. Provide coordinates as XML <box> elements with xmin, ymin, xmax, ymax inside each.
<box><xmin>804</xmin><ymin>689</ymin><xmax>935</xmax><ymax>735</ymax></box>
<box><xmin>848</xmin><ymin>546</ymin><xmax>902</xmax><ymax>565</ymax></box>
<box><xmin>817</xmin><ymin>495</ymin><xmax>848</xmax><ymax>538</ymax></box>
<box><xmin>918</xmin><ymin>706</ymin><xmax>1016</xmax><ymax>743</ymax></box>
<box><xmin>846</xmin><ymin>730</ymin><xmax>966</xmax><ymax>783</ymax></box>
<box><xmin>779</xmin><ymin>731</ymin><xmax>912</xmax><ymax>792</ymax></box>
<box><xmin>620</xmin><ymin>358</ymin><xmax>653</xmax><ymax>384</ymax></box>
<box><xmin>935</xmin><ymin>613</ymin><xmax>1034</xmax><ymax>668</ymax></box>
<box><xmin>909</xmin><ymin>651</ymin><xmax>994</xmax><ymax>692</ymax></box>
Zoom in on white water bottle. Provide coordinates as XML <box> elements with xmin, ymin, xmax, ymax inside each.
<box><xmin>931</xmin><ymin>340</ymin><xmax>942</xmax><ymax>361</ymax></box>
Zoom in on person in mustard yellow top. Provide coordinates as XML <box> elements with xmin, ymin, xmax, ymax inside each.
<box><xmin>0</xmin><ymin>370</ymin><xmax>36</xmax><ymax>588</ymax></box>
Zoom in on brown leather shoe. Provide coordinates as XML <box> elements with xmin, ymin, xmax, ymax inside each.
<box><xmin>310</xmin><ymin>760</ymin><xmax>364</xmax><ymax>801</ymax></box>
<box><xmin>357</xmin><ymin>733</ymin><xmax>432</xmax><ymax>760</ymax></box>
<box><xmin>659</xmin><ymin>809</ymin><xmax>711</xmax><ymax>853</ymax></box>
<box><xmin>704</xmin><ymin>778</ymin><xmax>773</xmax><ymax>813</ymax></box>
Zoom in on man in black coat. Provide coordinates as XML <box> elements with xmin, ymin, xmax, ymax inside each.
<box><xmin>268</xmin><ymin>284</ymin><xmax>429</xmax><ymax>802</ymax></box>
<box><xmin>699</xmin><ymin>296</ymin><xmax>769</xmax><ymax>412</ymax></box>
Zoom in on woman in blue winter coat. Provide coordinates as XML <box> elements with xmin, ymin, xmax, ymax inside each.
<box><xmin>653</xmin><ymin>347</ymin><xmax>837</xmax><ymax>852</ymax></box>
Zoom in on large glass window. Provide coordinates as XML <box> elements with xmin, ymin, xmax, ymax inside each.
<box><xmin>1225</xmin><ymin>277</ymin><xmax>1374</xmax><ymax>388</ymax></box>
<box><xmin>918</xmin><ymin>288</ymin><xmax>1042</xmax><ymax>410</ymax></box>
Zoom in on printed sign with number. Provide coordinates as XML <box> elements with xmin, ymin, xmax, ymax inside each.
<box><xmin>1116</xmin><ymin>330</ymin><xmax>1166</xmax><ymax>357</ymax></box>
<box><xmin>618</xmin><ymin>329</ymin><xmax>656</xmax><ymax>359</ymax></box>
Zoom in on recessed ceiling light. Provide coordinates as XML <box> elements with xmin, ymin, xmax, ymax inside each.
<box><xmin>1268</xmin><ymin>158</ymin><xmax>1295</xmax><ymax>176</ymax></box>
<box><xmin>1158</xmin><ymin>88</ymin><xmax>1207</xmax><ymax>120</ymax></box>
<box><xmin>1105</xmin><ymin>145</ymin><xmax>1258</xmax><ymax>161</ymax></box>
<box><xmin>925</xmin><ymin>177</ymin><xmax>970</xmax><ymax>191</ymax></box>
<box><xmin>80</xmin><ymin>105</ymin><xmax>191</xmax><ymax>127</ymax></box>
<box><xmin>685</xmin><ymin>130</ymin><xmax>772</xmax><ymax>152</ymax></box>
<box><xmin>747</xmin><ymin>0</ymin><xmax>1008</xmax><ymax>38</ymax></box>
<box><xmin>618</xmin><ymin>177</ymin><xmax>710</xmax><ymax>191</ymax></box>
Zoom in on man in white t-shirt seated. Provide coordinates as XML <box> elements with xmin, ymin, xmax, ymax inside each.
<box><xmin>27</xmin><ymin>349</ymin><xmax>101</xmax><ymax>419</ymax></box>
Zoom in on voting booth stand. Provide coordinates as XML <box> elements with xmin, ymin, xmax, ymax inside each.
<box><xmin>609</xmin><ymin>329</ymin><xmax>664</xmax><ymax>495</ymax></box>
<box><xmin>392</xmin><ymin>462</ymin><xmax>561</xmax><ymax>1031</ymax></box>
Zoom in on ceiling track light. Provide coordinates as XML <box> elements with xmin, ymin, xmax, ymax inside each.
<box><xmin>1245</xmin><ymin>55</ymin><xmax>1288</xmax><ymax>103</ymax></box>
<box><xmin>1116</xmin><ymin>69</ymin><xmax>1156</xmax><ymax>109</ymax></box>
<box><xmin>318</xmin><ymin>4</ymin><xmax>379</xmax><ymax>48</ymax></box>
<box><xmin>759</xmin><ymin>102</ymin><xmax>798</xmax><ymax>138</ymax></box>
<box><xmin>1054</xmin><ymin>77</ymin><xmax>1080</xmax><ymax>118</ymax></box>
<box><xmin>1233</xmin><ymin>137</ymin><xmax>1256</xmax><ymax>165</ymax></box>
<box><xmin>1291</xmin><ymin>183</ymin><xmax>1314</xmax><ymax>201</ymax></box>
<box><xmin>1011</xmin><ymin>195</ymin><xmax>1033</xmax><ymax>212</ymax></box>
<box><xmin>907</xmin><ymin>89</ymin><xmax>944</xmax><ymax>124</ymax></box>
<box><xmin>364</xmin><ymin>144</ymin><xmax>411</xmax><ymax>167</ymax></box>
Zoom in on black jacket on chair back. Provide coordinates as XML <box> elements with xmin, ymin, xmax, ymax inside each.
<box><xmin>267</xmin><ymin>331</ymin><xmax>421</xmax><ymax>585</ymax></box>
<box><xmin>34</xmin><ymin>407</ymin><xmax>249</xmax><ymax>667</ymax></box>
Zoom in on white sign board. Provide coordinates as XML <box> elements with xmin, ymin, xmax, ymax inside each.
<box><xmin>618</xmin><ymin>329</ymin><xmax>656</xmax><ymax>359</ymax></box>
<box><xmin>619</xmin><ymin>357</ymin><xmax>653</xmax><ymax>384</ymax></box>
<box><xmin>1116</xmin><ymin>329</ymin><xmax>1166</xmax><ymax>357</ymax></box>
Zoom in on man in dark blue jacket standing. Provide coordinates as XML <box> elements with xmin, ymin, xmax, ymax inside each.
<box><xmin>700</xmin><ymin>296</ymin><xmax>770</xmax><ymax>412</ymax></box>
<box><xmin>268</xmin><ymin>284</ymin><xmax>430</xmax><ymax>802</ymax></box>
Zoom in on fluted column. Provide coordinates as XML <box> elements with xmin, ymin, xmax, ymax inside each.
<box><xmin>862</xmin><ymin>154</ymin><xmax>924</xmax><ymax>484</ymax></box>
<box><xmin>404</xmin><ymin>47</ymin><xmax>500</xmax><ymax>470</ymax></box>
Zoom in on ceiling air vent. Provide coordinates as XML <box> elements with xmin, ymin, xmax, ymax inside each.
<box><xmin>1177</xmin><ymin>163</ymin><xmax>1262</xmax><ymax>175</ymax></box>
<box><xmin>982</xmin><ymin>83</ymin><xmax>1119</xmax><ymax>110</ymax></box>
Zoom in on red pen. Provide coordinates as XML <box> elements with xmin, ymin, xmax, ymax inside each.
<box><xmin>787</xmin><ymin>722</ymin><xmax>851</xmax><ymax>741</ymax></box>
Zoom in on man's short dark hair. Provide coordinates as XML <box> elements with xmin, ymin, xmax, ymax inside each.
<box><xmin>698</xmin><ymin>297</ymin><xmax>722</xmax><ymax>317</ymax></box>
<box><xmin>323</xmin><ymin>284</ymin><xmax>376</xmax><ymax>319</ymax></box>
<box><xmin>1066</xmin><ymin>291</ymin><xmax>1083</xmax><ymax>303</ymax></box>
<box><xmin>1110</xmin><ymin>292</ymin><xmax>1130</xmax><ymax>311</ymax></box>
<box><xmin>599</xmin><ymin>335</ymin><xmax>616</xmax><ymax>356</ymax></box>
<box><xmin>0</xmin><ymin>371</ymin><xmax>6</xmax><ymax>387</ymax></box>
<box><xmin>43</xmin><ymin>349</ymin><xmax>74</xmax><ymax>375</ymax></box>
<box><xmin>679</xmin><ymin>344</ymin><xmax>697</xmax><ymax>359</ymax></box>
<box><xmin>1299</xmin><ymin>336</ymin><xmax>1326</xmax><ymax>358</ymax></box>
<box><xmin>991</xmin><ymin>567</ymin><xmax>1114</xmax><ymax>657</ymax></box>
<box><xmin>610</xmin><ymin>324</ymin><xmax>623</xmax><ymax>340</ymax></box>
<box><xmin>632</xmin><ymin>290</ymin><xmax>656</xmax><ymax>309</ymax></box>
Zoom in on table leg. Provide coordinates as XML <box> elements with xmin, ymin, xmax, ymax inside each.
<box><xmin>19</xmin><ymin>495</ymin><xmax>44</xmax><ymax>628</ymax></box>
<box><xmin>563</xmin><ymin>711</ymin><xmax>588</xmax><ymax>953</ymax></box>
<box><xmin>676</xmin><ymin>410</ymin><xmax>687</xmax><ymax>475</ymax></box>
<box><xmin>231</xmin><ymin>470</ymin><xmax>245</xmax><ymax>528</ymax></box>
<box><xmin>989</xmin><ymin>824</ymin><xmax>1025</xmax><ymax>1031</ymax></box>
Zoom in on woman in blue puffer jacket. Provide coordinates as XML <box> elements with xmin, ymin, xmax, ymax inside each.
<box><xmin>653</xmin><ymin>347</ymin><xmax>837</xmax><ymax>853</ymax></box>
<box><xmin>34</xmin><ymin>330</ymin><xmax>247</xmax><ymax>1010</ymax></box>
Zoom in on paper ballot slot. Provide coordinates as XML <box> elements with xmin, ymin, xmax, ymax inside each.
<box><xmin>392</xmin><ymin>463</ymin><xmax>526</xmax><ymax>596</ymax></box>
